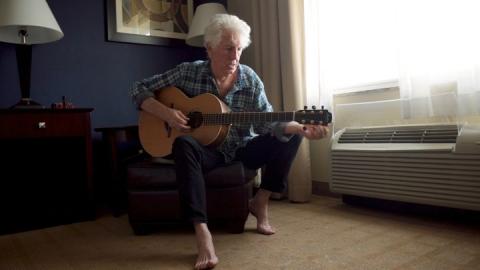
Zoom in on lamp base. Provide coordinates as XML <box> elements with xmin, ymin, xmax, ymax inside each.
<box><xmin>10</xmin><ymin>98</ymin><xmax>45</xmax><ymax>109</ymax></box>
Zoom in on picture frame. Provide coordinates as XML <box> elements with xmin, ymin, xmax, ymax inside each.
<box><xmin>106</xmin><ymin>0</ymin><xmax>194</xmax><ymax>46</ymax></box>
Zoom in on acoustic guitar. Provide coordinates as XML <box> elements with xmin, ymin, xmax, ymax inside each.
<box><xmin>139</xmin><ymin>86</ymin><xmax>332</xmax><ymax>157</ymax></box>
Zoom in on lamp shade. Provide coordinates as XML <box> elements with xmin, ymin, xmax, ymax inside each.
<box><xmin>0</xmin><ymin>0</ymin><xmax>63</xmax><ymax>44</ymax></box>
<box><xmin>186</xmin><ymin>3</ymin><xmax>227</xmax><ymax>47</ymax></box>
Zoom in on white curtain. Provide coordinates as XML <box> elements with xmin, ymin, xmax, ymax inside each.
<box><xmin>304</xmin><ymin>0</ymin><xmax>480</xmax><ymax>120</ymax></box>
<box><xmin>303</xmin><ymin>0</ymin><xmax>332</xmax><ymax>112</ymax></box>
<box><xmin>398</xmin><ymin>0</ymin><xmax>480</xmax><ymax>118</ymax></box>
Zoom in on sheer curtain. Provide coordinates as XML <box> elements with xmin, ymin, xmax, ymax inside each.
<box><xmin>303</xmin><ymin>0</ymin><xmax>332</xmax><ymax>112</ymax></box>
<box><xmin>397</xmin><ymin>0</ymin><xmax>480</xmax><ymax>118</ymax></box>
<box><xmin>304</xmin><ymin>0</ymin><xmax>480</xmax><ymax>120</ymax></box>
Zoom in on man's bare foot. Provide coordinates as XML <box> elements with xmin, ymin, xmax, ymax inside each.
<box><xmin>194</xmin><ymin>223</ymin><xmax>219</xmax><ymax>270</ymax></box>
<box><xmin>249</xmin><ymin>190</ymin><xmax>275</xmax><ymax>235</ymax></box>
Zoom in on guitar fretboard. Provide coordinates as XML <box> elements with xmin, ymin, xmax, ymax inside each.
<box><xmin>202</xmin><ymin>112</ymin><xmax>295</xmax><ymax>125</ymax></box>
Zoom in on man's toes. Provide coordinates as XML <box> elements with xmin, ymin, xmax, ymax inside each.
<box><xmin>257</xmin><ymin>224</ymin><xmax>275</xmax><ymax>235</ymax></box>
<box><xmin>207</xmin><ymin>258</ymin><xmax>218</xmax><ymax>269</ymax></box>
<box><xmin>195</xmin><ymin>254</ymin><xmax>218</xmax><ymax>270</ymax></box>
<box><xmin>195</xmin><ymin>259</ymin><xmax>217</xmax><ymax>270</ymax></box>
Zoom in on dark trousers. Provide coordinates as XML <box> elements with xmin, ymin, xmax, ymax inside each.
<box><xmin>172</xmin><ymin>134</ymin><xmax>303</xmax><ymax>223</ymax></box>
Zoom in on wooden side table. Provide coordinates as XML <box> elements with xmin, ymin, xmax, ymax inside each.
<box><xmin>0</xmin><ymin>108</ymin><xmax>95</xmax><ymax>234</ymax></box>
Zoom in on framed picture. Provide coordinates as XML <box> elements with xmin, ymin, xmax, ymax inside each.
<box><xmin>106</xmin><ymin>0</ymin><xmax>194</xmax><ymax>46</ymax></box>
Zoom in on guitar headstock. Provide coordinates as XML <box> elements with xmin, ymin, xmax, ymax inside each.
<box><xmin>295</xmin><ymin>106</ymin><xmax>332</xmax><ymax>126</ymax></box>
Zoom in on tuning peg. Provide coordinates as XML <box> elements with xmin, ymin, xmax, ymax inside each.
<box><xmin>312</xmin><ymin>105</ymin><xmax>316</xmax><ymax>110</ymax></box>
<box><xmin>304</xmin><ymin>105</ymin><xmax>308</xmax><ymax>110</ymax></box>
<box><xmin>321</xmin><ymin>105</ymin><xmax>324</xmax><ymax>110</ymax></box>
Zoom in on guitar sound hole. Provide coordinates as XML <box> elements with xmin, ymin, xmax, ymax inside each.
<box><xmin>187</xmin><ymin>111</ymin><xmax>203</xmax><ymax>128</ymax></box>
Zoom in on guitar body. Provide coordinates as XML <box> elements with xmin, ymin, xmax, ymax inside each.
<box><xmin>139</xmin><ymin>87</ymin><xmax>231</xmax><ymax>157</ymax></box>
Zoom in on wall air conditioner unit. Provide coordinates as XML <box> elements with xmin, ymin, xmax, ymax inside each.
<box><xmin>330</xmin><ymin>123</ymin><xmax>480</xmax><ymax>211</ymax></box>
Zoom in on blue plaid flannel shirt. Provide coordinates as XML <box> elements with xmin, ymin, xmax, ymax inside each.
<box><xmin>130</xmin><ymin>60</ymin><xmax>288</xmax><ymax>162</ymax></box>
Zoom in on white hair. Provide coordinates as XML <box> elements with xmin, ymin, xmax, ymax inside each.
<box><xmin>203</xmin><ymin>14</ymin><xmax>251</xmax><ymax>49</ymax></box>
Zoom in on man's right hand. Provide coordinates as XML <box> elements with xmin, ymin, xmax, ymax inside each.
<box><xmin>165</xmin><ymin>108</ymin><xmax>191</xmax><ymax>131</ymax></box>
<box><xmin>140</xmin><ymin>97</ymin><xmax>191</xmax><ymax>132</ymax></box>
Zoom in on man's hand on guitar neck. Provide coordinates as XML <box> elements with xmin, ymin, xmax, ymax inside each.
<box><xmin>141</xmin><ymin>97</ymin><xmax>191</xmax><ymax>131</ymax></box>
<box><xmin>285</xmin><ymin>121</ymin><xmax>330</xmax><ymax>140</ymax></box>
<box><xmin>301</xmin><ymin>124</ymin><xmax>329</xmax><ymax>140</ymax></box>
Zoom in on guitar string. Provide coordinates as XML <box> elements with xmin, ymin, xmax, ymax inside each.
<box><xmin>201</xmin><ymin>112</ymin><xmax>296</xmax><ymax>125</ymax></box>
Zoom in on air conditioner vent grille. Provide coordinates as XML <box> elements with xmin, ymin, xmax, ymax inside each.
<box><xmin>338</xmin><ymin>125</ymin><xmax>458</xmax><ymax>143</ymax></box>
<box><xmin>331</xmin><ymin>124</ymin><xmax>480</xmax><ymax>211</ymax></box>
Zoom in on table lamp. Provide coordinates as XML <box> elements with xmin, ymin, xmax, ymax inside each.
<box><xmin>0</xmin><ymin>0</ymin><xmax>64</xmax><ymax>109</ymax></box>
<box><xmin>186</xmin><ymin>3</ymin><xmax>227</xmax><ymax>47</ymax></box>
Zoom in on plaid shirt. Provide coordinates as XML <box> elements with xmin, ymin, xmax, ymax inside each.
<box><xmin>130</xmin><ymin>60</ymin><xmax>283</xmax><ymax>162</ymax></box>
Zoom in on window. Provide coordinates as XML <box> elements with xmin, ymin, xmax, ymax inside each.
<box><xmin>305</xmin><ymin>0</ymin><xmax>480</xmax><ymax>116</ymax></box>
<box><xmin>305</xmin><ymin>0</ymin><xmax>399</xmax><ymax>95</ymax></box>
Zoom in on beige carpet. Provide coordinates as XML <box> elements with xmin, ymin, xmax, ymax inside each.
<box><xmin>0</xmin><ymin>195</ymin><xmax>479</xmax><ymax>270</ymax></box>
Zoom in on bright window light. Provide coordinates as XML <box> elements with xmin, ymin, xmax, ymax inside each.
<box><xmin>305</xmin><ymin>0</ymin><xmax>480</xmax><ymax>95</ymax></box>
<box><xmin>319</xmin><ymin>0</ymin><xmax>398</xmax><ymax>92</ymax></box>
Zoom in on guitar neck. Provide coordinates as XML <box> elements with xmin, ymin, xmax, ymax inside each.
<box><xmin>202</xmin><ymin>112</ymin><xmax>296</xmax><ymax>125</ymax></box>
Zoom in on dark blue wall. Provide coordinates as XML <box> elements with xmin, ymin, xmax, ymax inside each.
<box><xmin>0</xmin><ymin>0</ymin><xmax>224</xmax><ymax>133</ymax></box>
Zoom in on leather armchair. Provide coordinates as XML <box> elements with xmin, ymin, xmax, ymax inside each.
<box><xmin>96</xmin><ymin>125</ymin><xmax>256</xmax><ymax>235</ymax></box>
<box><xmin>127</xmin><ymin>158</ymin><xmax>256</xmax><ymax>234</ymax></box>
